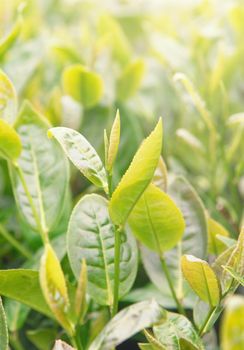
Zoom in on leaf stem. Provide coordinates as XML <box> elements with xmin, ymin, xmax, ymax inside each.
<box><xmin>112</xmin><ymin>225</ymin><xmax>121</xmax><ymax>317</ymax></box>
<box><xmin>0</xmin><ymin>223</ymin><xmax>32</xmax><ymax>259</ymax></box>
<box><xmin>71</xmin><ymin>327</ymin><xmax>84</xmax><ymax>350</ymax></box>
<box><xmin>13</xmin><ymin>162</ymin><xmax>49</xmax><ymax>243</ymax></box>
<box><xmin>160</xmin><ymin>255</ymin><xmax>186</xmax><ymax>316</ymax></box>
<box><xmin>198</xmin><ymin>306</ymin><xmax>217</xmax><ymax>336</ymax></box>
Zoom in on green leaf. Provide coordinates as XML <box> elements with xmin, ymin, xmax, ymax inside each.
<box><xmin>89</xmin><ymin>300</ymin><xmax>163</xmax><ymax>350</ymax></box>
<box><xmin>109</xmin><ymin>118</ymin><xmax>162</xmax><ymax>226</ymax></box>
<box><xmin>67</xmin><ymin>194</ymin><xmax>138</xmax><ymax>306</ymax></box>
<box><xmin>62</xmin><ymin>65</ymin><xmax>103</xmax><ymax>109</ymax></box>
<box><xmin>222</xmin><ymin>266</ymin><xmax>244</xmax><ymax>286</ymax></box>
<box><xmin>214</xmin><ymin>227</ymin><xmax>244</xmax><ymax>293</ymax></box>
<box><xmin>4</xmin><ymin>299</ymin><xmax>29</xmax><ymax>332</ymax></box>
<box><xmin>208</xmin><ymin>217</ymin><xmax>230</xmax><ymax>255</ymax></box>
<box><xmin>4</xmin><ymin>235</ymin><xmax>67</xmax><ymax>332</ymax></box>
<box><xmin>0</xmin><ymin>269</ymin><xmax>52</xmax><ymax>317</ymax></box>
<box><xmin>0</xmin><ymin>297</ymin><xmax>8</xmax><ymax>350</ymax></box>
<box><xmin>0</xmin><ymin>69</ymin><xmax>17</xmax><ymax>124</ymax></box>
<box><xmin>75</xmin><ymin>258</ymin><xmax>87</xmax><ymax>321</ymax></box>
<box><xmin>153</xmin><ymin>313</ymin><xmax>203</xmax><ymax>350</ymax></box>
<box><xmin>153</xmin><ymin>156</ymin><xmax>168</xmax><ymax>191</ymax></box>
<box><xmin>193</xmin><ymin>298</ymin><xmax>223</xmax><ymax>334</ymax></box>
<box><xmin>129</xmin><ymin>183</ymin><xmax>185</xmax><ymax>252</ymax></box>
<box><xmin>138</xmin><ymin>344</ymin><xmax>155</xmax><ymax>350</ymax></box>
<box><xmin>0</xmin><ymin>17</ymin><xmax>22</xmax><ymax>59</ymax></box>
<box><xmin>181</xmin><ymin>255</ymin><xmax>220</xmax><ymax>307</ymax></box>
<box><xmin>48</xmin><ymin>127</ymin><xmax>108</xmax><ymax>193</ymax></box>
<box><xmin>0</xmin><ymin>119</ymin><xmax>21</xmax><ymax>160</ymax></box>
<box><xmin>221</xmin><ymin>295</ymin><xmax>244</xmax><ymax>350</ymax></box>
<box><xmin>9</xmin><ymin>101</ymin><xmax>69</xmax><ymax>232</ymax></box>
<box><xmin>106</xmin><ymin>110</ymin><xmax>120</xmax><ymax>173</ymax></box>
<box><xmin>144</xmin><ymin>330</ymin><xmax>166</xmax><ymax>349</ymax></box>
<box><xmin>141</xmin><ymin>176</ymin><xmax>208</xmax><ymax>306</ymax></box>
<box><xmin>26</xmin><ymin>328</ymin><xmax>57</xmax><ymax>350</ymax></box>
<box><xmin>98</xmin><ymin>15</ymin><xmax>131</xmax><ymax>65</ymax></box>
<box><xmin>117</xmin><ymin>59</ymin><xmax>145</xmax><ymax>101</ymax></box>
<box><xmin>40</xmin><ymin>243</ymin><xmax>73</xmax><ymax>334</ymax></box>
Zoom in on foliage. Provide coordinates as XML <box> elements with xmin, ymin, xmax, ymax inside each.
<box><xmin>0</xmin><ymin>1</ymin><xmax>243</xmax><ymax>350</ymax></box>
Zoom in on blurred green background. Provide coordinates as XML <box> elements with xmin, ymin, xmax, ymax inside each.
<box><xmin>0</xmin><ymin>0</ymin><xmax>244</xmax><ymax>349</ymax></box>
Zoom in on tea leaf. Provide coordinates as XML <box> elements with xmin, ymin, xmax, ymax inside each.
<box><xmin>89</xmin><ymin>300</ymin><xmax>163</xmax><ymax>350</ymax></box>
<box><xmin>153</xmin><ymin>156</ymin><xmax>168</xmax><ymax>191</ymax></box>
<box><xmin>222</xmin><ymin>266</ymin><xmax>244</xmax><ymax>286</ymax></box>
<box><xmin>4</xmin><ymin>299</ymin><xmax>29</xmax><ymax>332</ymax></box>
<box><xmin>141</xmin><ymin>177</ymin><xmax>208</xmax><ymax>305</ymax></box>
<box><xmin>0</xmin><ymin>119</ymin><xmax>21</xmax><ymax>160</ymax></box>
<box><xmin>181</xmin><ymin>255</ymin><xmax>220</xmax><ymax>307</ymax></box>
<box><xmin>144</xmin><ymin>330</ymin><xmax>166</xmax><ymax>349</ymax></box>
<box><xmin>117</xmin><ymin>59</ymin><xmax>145</xmax><ymax>101</ymax></box>
<box><xmin>129</xmin><ymin>183</ymin><xmax>185</xmax><ymax>252</ymax></box>
<box><xmin>0</xmin><ymin>70</ymin><xmax>17</xmax><ymax>124</ymax></box>
<box><xmin>0</xmin><ymin>17</ymin><xmax>22</xmax><ymax>59</ymax></box>
<box><xmin>106</xmin><ymin>110</ymin><xmax>120</xmax><ymax>173</ymax></box>
<box><xmin>208</xmin><ymin>217</ymin><xmax>230</xmax><ymax>255</ymax></box>
<box><xmin>221</xmin><ymin>227</ymin><xmax>244</xmax><ymax>292</ymax></box>
<box><xmin>193</xmin><ymin>298</ymin><xmax>223</xmax><ymax>334</ymax></box>
<box><xmin>0</xmin><ymin>269</ymin><xmax>52</xmax><ymax>317</ymax></box>
<box><xmin>138</xmin><ymin>344</ymin><xmax>155</xmax><ymax>350</ymax></box>
<box><xmin>9</xmin><ymin>101</ymin><xmax>69</xmax><ymax>233</ymax></box>
<box><xmin>75</xmin><ymin>258</ymin><xmax>87</xmax><ymax>321</ymax></box>
<box><xmin>40</xmin><ymin>244</ymin><xmax>73</xmax><ymax>334</ymax></box>
<box><xmin>27</xmin><ymin>328</ymin><xmax>57</xmax><ymax>350</ymax></box>
<box><xmin>0</xmin><ymin>297</ymin><xmax>8</xmax><ymax>350</ymax></box>
<box><xmin>109</xmin><ymin>118</ymin><xmax>162</xmax><ymax>226</ymax></box>
<box><xmin>153</xmin><ymin>313</ymin><xmax>203</xmax><ymax>350</ymax></box>
<box><xmin>48</xmin><ymin>127</ymin><xmax>108</xmax><ymax>192</ymax></box>
<box><xmin>62</xmin><ymin>65</ymin><xmax>103</xmax><ymax>109</ymax></box>
<box><xmin>67</xmin><ymin>194</ymin><xmax>138</xmax><ymax>306</ymax></box>
<box><xmin>221</xmin><ymin>295</ymin><xmax>244</xmax><ymax>350</ymax></box>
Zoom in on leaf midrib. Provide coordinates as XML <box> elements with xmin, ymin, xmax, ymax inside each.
<box><xmin>92</xmin><ymin>207</ymin><xmax>113</xmax><ymax>305</ymax></box>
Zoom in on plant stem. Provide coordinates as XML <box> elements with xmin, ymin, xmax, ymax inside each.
<box><xmin>198</xmin><ymin>306</ymin><xmax>216</xmax><ymax>336</ymax></box>
<box><xmin>13</xmin><ymin>162</ymin><xmax>49</xmax><ymax>243</ymax></box>
<box><xmin>112</xmin><ymin>226</ymin><xmax>121</xmax><ymax>317</ymax></box>
<box><xmin>10</xmin><ymin>332</ymin><xmax>26</xmax><ymax>350</ymax></box>
<box><xmin>72</xmin><ymin>329</ymin><xmax>84</xmax><ymax>350</ymax></box>
<box><xmin>0</xmin><ymin>223</ymin><xmax>32</xmax><ymax>259</ymax></box>
<box><xmin>160</xmin><ymin>255</ymin><xmax>186</xmax><ymax>316</ymax></box>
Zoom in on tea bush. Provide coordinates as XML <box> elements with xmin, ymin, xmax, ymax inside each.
<box><xmin>0</xmin><ymin>1</ymin><xmax>243</xmax><ymax>349</ymax></box>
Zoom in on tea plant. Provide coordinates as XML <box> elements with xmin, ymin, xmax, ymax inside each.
<box><xmin>0</xmin><ymin>69</ymin><xmax>243</xmax><ymax>350</ymax></box>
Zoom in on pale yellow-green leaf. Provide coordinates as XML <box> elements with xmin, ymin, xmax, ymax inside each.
<box><xmin>0</xmin><ymin>119</ymin><xmax>21</xmax><ymax>160</ymax></box>
<box><xmin>0</xmin><ymin>296</ymin><xmax>8</xmax><ymax>350</ymax></box>
<box><xmin>222</xmin><ymin>227</ymin><xmax>244</xmax><ymax>292</ymax></box>
<box><xmin>0</xmin><ymin>70</ymin><xmax>17</xmax><ymax>124</ymax></box>
<box><xmin>40</xmin><ymin>244</ymin><xmax>73</xmax><ymax>334</ymax></box>
<box><xmin>75</xmin><ymin>259</ymin><xmax>87</xmax><ymax>322</ymax></box>
<box><xmin>208</xmin><ymin>217</ymin><xmax>230</xmax><ymax>255</ymax></box>
<box><xmin>62</xmin><ymin>65</ymin><xmax>103</xmax><ymax>109</ymax></box>
<box><xmin>153</xmin><ymin>156</ymin><xmax>168</xmax><ymax>191</ymax></box>
<box><xmin>109</xmin><ymin>119</ymin><xmax>162</xmax><ymax>226</ymax></box>
<box><xmin>221</xmin><ymin>295</ymin><xmax>244</xmax><ymax>350</ymax></box>
<box><xmin>129</xmin><ymin>183</ymin><xmax>185</xmax><ymax>252</ymax></box>
<box><xmin>117</xmin><ymin>59</ymin><xmax>145</xmax><ymax>101</ymax></box>
<box><xmin>181</xmin><ymin>255</ymin><xmax>220</xmax><ymax>307</ymax></box>
<box><xmin>0</xmin><ymin>16</ymin><xmax>22</xmax><ymax>58</ymax></box>
<box><xmin>106</xmin><ymin>110</ymin><xmax>120</xmax><ymax>173</ymax></box>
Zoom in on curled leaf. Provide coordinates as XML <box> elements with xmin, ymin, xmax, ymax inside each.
<box><xmin>181</xmin><ymin>255</ymin><xmax>220</xmax><ymax>307</ymax></box>
<box><xmin>40</xmin><ymin>244</ymin><xmax>73</xmax><ymax>334</ymax></box>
